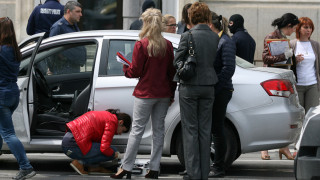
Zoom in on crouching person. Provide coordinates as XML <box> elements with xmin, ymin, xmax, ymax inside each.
<box><xmin>61</xmin><ymin>109</ymin><xmax>131</xmax><ymax>175</ymax></box>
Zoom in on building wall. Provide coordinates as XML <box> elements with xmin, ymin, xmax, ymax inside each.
<box><xmin>204</xmin><ymin>0</ymin><xmax>320</xmax><ymax>65</ymax></box>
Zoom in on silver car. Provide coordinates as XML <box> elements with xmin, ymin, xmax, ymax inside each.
<box><xmin>2</xmin><ymin>30</ymin><xmax>304</xmax><ymax>168</ymax></box>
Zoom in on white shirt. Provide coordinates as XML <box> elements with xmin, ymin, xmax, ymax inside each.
<box><xmin>295</xmin><ymin>41</ymin><xmax>317</xmax><ymax>86</ymax></box>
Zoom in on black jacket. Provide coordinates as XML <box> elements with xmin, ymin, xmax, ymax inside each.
<box><xmin>231</xmin><ymin>28</ymin><xmax>256</xmax><ymax>63</ymax></box>
<box><xmin>214</xmin><ymin>33</ymin><xmax>236</xmax><ymax>94</ymax></box>
<box><xmin>174</xmin><ymin>24</ymin><xmax>219</xmax><ymax>85</ymax></box>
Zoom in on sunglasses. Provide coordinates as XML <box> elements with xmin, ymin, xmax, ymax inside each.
<box><xmin>167</xmin><ymin>24</ymin><xmax>177</xmax><ymax>27</ymax></box>
<box><xmin>0</xmin><ymin>17</ymin><xmax>9</xmax><ymax>23</ymax></box>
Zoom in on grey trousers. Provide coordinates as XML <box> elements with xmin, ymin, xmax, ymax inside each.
<box><xmin>179</xmin><ymin>84</ymin><xmax>214</xmax><ymax>180</ymax></box>
<box><xmin>121</xmin><ymin>97</ymin><xmax>170</xmax><ymax>171</ymax></box>
<box><xmin>296</xmin><ymin>84</ymin><xmax>319</xmax><ymax>113</ymax></box>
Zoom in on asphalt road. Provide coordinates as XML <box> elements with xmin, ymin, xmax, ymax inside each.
<box><xmin>0</xmin><ymin>150</ymin><xmax>295</xmax><ymax>179</ymax></box>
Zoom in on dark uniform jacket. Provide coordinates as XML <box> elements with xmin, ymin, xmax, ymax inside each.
<box><xmin>26</xmin><ymin>0</ymin><xmax>64</xmax><ymax>37</ymax></box>
<box><xmin>214</xmin><ymin>33</ymin><xmax>236</xmax><ymax>94</ymax></box>
<box><xmin>231</xmin><ymin>28</ymin><xmax>256</xmax><ymax>63</ymax></box>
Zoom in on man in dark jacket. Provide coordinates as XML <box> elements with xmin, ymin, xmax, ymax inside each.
<box><xmin>129</xmin><ymin>0</ymin><xmax>155</xmax><ymax>30</ymax></box>
<box><xmin>228</xmin><ymin>14</ymin><xmax>256</xmax><ymax>64</ymax></box>
<box><xmin>26</xmin><ymin>0</ymin><xmax>64</xmax><ymax>38</ymax></box>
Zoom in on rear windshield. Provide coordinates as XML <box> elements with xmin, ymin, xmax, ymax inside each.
<box><xmin>236</xmin><ymin>56</ymin><xmax>255</xmax><ymax>68</ymax></box>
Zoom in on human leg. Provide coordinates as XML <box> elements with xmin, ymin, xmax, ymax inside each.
<box><xmin>0</xmin><ymin>96</ymin><xmax>33</xmax><ymax>170</ymax></box>
<box><xmin>149</xmin><ymin>98</ymin><xmax>170</xmax><ymax>171</ymax></box>
<box><xmin>296</xmin><ymin>85</ymin><xmax>305</xmax><ymax>110</ymax></box>
<box><xmin>179</xmin><ymin>84</ymin><xmax>201</xmax><ymax>179</ymax></box>
<box><xmin>210</xmin><ymin>89</ymin><xmax>232</xmax><ymax>176</ymax></box>
<box><xmin>198</xmin><ymin>85</ymin><xmax>214</xmax><ymax>179</ymax></box>
<box><xmin>304</xmin><ymin>84</ymin><xmax>319</xmax><ymax>113</ymax></box>
<box><xmin>121</xmin><ymin>97</ymin><xmax>155</xmax><ymax>171</ymax></box>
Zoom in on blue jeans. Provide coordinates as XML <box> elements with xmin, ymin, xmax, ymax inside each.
<box><xmin>62</xmin><ymin>143</ymin><xmax>117</xmax><ymax>165</ymax></box>
<box><xmin>0</xmin><ymin>93</ymin><xmax>33</xmax><ymax>170</ymax></box>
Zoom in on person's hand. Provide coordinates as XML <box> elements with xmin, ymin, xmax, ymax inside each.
<box><xmin>296</xmin><ymin>54</ymin><xmax>304</xmax><ymax>64</ymax></box>
<box><xmin>284</xmin><ymin>48</ymin><xmax>293</xmax><ymax>59</ymax></box>
<box><xmin>114</xmin><ymin>151</ymin><xmax>120</xmax><ymax>159</ymax></box>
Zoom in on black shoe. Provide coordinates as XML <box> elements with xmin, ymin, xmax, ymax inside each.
<box><xmin>179</xmin><ymin>170</ymin><xmax>187</xmax><ymax>176</ymax></box>
<box><xmin>12</xmin><ymin>168</ymin><xmax>36</xmax><ymax>180</ymax></box>
<box><xmin>183</xmin><ymin>175</ymin><xmax>190</xmax><ymax>180</ymax></box>
<box><xmin>208</xmin><ymin>170</ymin><xmax>225</xmax><ymax>178</ymax></box>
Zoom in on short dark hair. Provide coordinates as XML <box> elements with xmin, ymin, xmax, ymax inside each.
<box><xmin>64</xmin><ymin>1</ymin><xmax>82</xmax><ymax>14</ymax></box>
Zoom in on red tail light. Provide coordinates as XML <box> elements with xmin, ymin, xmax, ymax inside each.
<box><xmin>260</xmin><ymin>79</ymin><xmax>294</xmax><ymax>98</ymax></box>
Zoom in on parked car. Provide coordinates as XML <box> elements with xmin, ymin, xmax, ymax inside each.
<box><xmin>2</xmin><ymin>31</ymin><xmax>304</xmax><ymax>168</ymax></box>
<box><xmin>294</xmin><ymin>105</ymin><xmax>320</xmax><ymax>180</ymax></box>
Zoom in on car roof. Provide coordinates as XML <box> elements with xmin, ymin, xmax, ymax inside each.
<box><xmin>20</xmin><ymin>30</ymin><xmax>181</xmax><ymax>52</ymax></box>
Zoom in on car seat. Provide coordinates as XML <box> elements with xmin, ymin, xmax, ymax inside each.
<box><xmin>34</xmin><ymin>84</ymin><xmax>91</xmax><ymax>136</ymax></box>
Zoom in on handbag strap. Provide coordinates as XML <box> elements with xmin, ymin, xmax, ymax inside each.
<box><xmin>188</xmin><ymin>31</ymin><xmax>195</xmax><ymax>57</ymax></box>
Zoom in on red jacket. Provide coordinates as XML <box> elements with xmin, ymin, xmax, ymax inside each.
<box><xmin>123</xmin><ymin>38</ymin><xmax>177</xmax><ymax>99</ymax></box>
<box><xmin>66</xmin><ymin>111</ymin><xmax>118</xmax><ymax>156</ymax></box>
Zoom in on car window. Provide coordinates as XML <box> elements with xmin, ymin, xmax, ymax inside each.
<box><xmin>106</xmin><ymin>40</ymin><xmax>135</xmax><ymax>76</ymax></box>
<box><xmin>20</xmin><ymin>43</ymin><xmax>97</xmax><ymax>77</ymax></box>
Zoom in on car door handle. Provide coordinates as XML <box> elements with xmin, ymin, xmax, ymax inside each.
<box><xmin>52</xmin><ymin>86</ymin><xmax>60</xmax><ymax>93</ymax></box>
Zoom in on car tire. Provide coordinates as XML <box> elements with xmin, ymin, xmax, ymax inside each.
<box><xmin>176</xmin><ymin>123</ymin><xmax>238</xmax><ymax>169</ymax></box>
<box><xmin>217</xmin><ymin>123</ymin><xmax>238</xmax><ymax>169</ymax></box>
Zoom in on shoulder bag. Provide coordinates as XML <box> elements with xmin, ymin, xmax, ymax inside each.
<box><xmin>177</xmin><ymin>31</ymin><xmax>196</xmax><ymax>81</ymax></box>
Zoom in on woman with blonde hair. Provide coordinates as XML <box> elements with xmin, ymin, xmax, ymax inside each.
<box><xmin>111</xmin><ymin>8</ymin><xmax>176</xmax><ymax>179</ymax></box>
<box><xmin>163</xmin><ymin>14</ymin><xmax>177</xmax><ymax>33</ymax></box>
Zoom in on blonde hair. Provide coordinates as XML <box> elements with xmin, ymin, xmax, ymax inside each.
<box><xmin>139</xmin><ymin>8</ymin><xmax>167</xmax><ymax>57</ymax></box>
<box><xmin>162</xmin><ymin>14</ymin><xmax>176</xmax><ymax>32</ymax></box>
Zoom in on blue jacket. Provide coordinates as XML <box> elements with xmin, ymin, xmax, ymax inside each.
<box><xmin>49</xmin><ymin>17</ymin><xmax>80</xmax><ymax>37</ymax></box>
<box><xmin>214</xmin><ymin>33</ymin><xmax>236</xmax><ymax>94</ymax></box>
<box><xmin>0</xmin><ymin>46</ymin><xmax>20</xmax><ymax>95</ymax></box>
<box><xmin>231</xmin><ymin>28</ymin><xmax>256</xmax><ymax>64</ymax></box>
<box><xmin>26</xmin><ymin>0</ymin><xmax>64</xmax><ymax>37</ymax></box>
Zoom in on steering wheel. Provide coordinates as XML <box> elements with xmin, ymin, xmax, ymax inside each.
<box><xmin>33</xmin><ymin>68</ymin><xmax>51</xmax><ymax>97</ymax></box>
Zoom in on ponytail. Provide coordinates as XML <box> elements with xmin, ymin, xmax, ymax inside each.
<box><xmin>271</xmin><ymin>13</ymin><xmax>299</xmax><ymax>29</ymax></box>
<box><xmin>211</xmin><ymin>12</ymin><xmax>229</xmax><ymax>36</ymax></box>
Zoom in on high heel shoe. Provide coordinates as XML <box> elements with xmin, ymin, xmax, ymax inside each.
<box><xmin>261</xmin><ymin>151</ymin><xmax>271</xmax><ymax>160</ymax></box>
<box><xmin>145</xmin><ymin>170</ymin><xmax>159</xmax><ymax>179</ymax></box>
<box><xmin>279</xmin><ymin>148</ymin><xmax>294</xmax><ymax>160</ymax></box>
<box><xmin>261</xmin><ymin>155</ymin><xmax>271</xmax><ymax>160</ymax></box>
<box><xmin>110</xmin><ymin>168</ymin><xmax>132</xmax><ymax>179</ymax></box>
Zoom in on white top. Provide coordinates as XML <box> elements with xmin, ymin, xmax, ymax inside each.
<box><xmin>295</xmin><ymin>41</ymin><xmax>317</xmax><ymax>86</ymax></box>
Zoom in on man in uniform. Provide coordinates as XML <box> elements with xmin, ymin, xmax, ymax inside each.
<box><xmin>26</xmin><ymin>0</ymin><xmax>64</xmax><ymax>38</ymax></box>
<box><xmin>48</xmin><ymin>1</ymin><xmax>86</xmax><ymax>75</ymax></box>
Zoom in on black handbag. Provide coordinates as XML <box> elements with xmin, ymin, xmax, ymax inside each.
<box><xmin>177</xmin><ymin>31</ymin><xmax>196</xmax><ymax>81</ymax></box>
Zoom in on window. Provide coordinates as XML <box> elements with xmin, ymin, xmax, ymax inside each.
<box><xmin>106</xmin><ymin>40</ymin><xmax>135</xmax><ymax>76</ymax></box>
<box><xmin>20</xmin><ymin>43</ymin><xmax>96</xmax><ymax>77</ymax></box>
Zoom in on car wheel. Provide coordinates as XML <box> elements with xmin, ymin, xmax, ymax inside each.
<box><xmin>176</xmin><ymin>123</ymin><xmax>239</xmax><ymax>169</ymax></box>
<box><xmin>210</xmin><ymin>123</ymin><xmax>238</xmax><ymax>169</ymax></box>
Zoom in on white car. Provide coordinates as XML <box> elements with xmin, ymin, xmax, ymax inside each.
<box><xmin>2</xmin><ymin>30</ymin><xmax>304</xmax><ymax>168</ymax></box>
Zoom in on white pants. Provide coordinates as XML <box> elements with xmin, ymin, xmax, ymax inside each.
<box><xmin>121</xmin><ymin>97</ymin><xmax>170</xmax><ymax>171</ymax></box>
